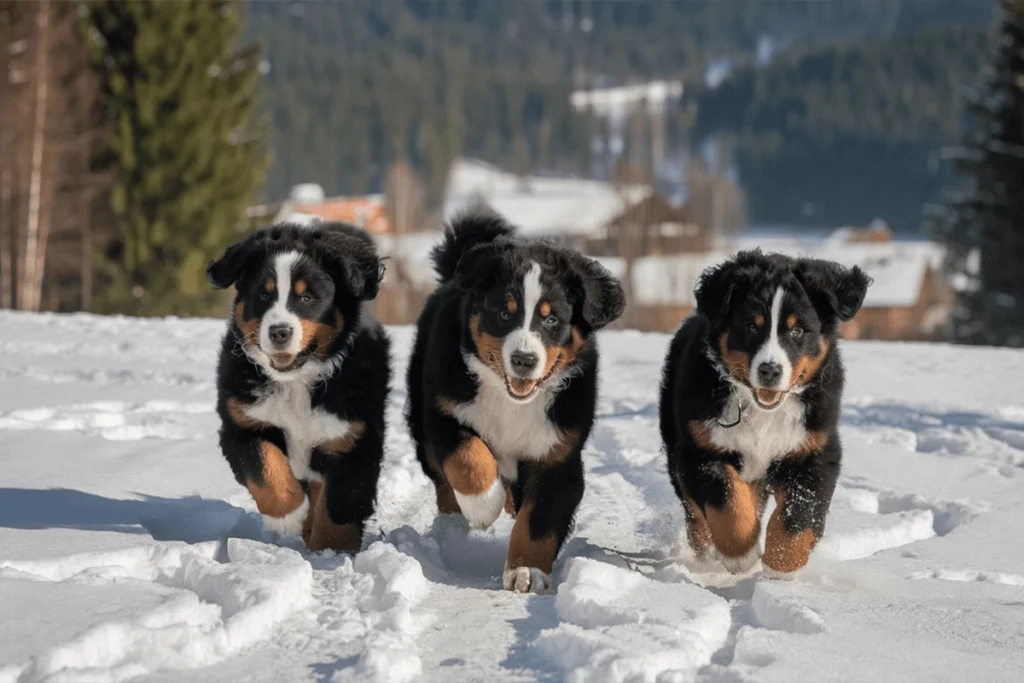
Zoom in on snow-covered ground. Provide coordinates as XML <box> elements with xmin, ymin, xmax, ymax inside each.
<box><xmin>1</xmin><ymin>311</ymin><xmax>1023</xmax><ymax>683</ymax></box>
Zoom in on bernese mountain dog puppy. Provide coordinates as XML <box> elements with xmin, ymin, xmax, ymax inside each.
<box><xmin>659</xmin><ymin>250</ymin><xmax>871</xmax><ymax>575</ymax></box>
<box><xmin>207</xmin><ymin>221</ymin><xmax>390</xmax><ymax>554</ymax></box>
<box><xmin>406</xmin><ymin>211</ymin><xmax>624</xmax><ymax>593</ymax></box>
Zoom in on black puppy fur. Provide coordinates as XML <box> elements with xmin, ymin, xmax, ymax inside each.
<box><xmin>209</xmin><ymin>221</ymin><xmax>390</xmax><ymax>553</ymax></box>
<box><xmin>659</xmin><ymin>250</ymin><xmax>871</xmax><ymax>574</ymax></box>
<box><xmin>406</xmin><ymin>210</ymin><xmax>624</xmax><ymax>593</ymax></box>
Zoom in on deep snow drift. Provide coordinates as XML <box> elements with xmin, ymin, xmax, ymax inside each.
<box><xmin>1</xmin><ymin>311</ymin><xmax>1023</xmax><ymax>682</ymax></box>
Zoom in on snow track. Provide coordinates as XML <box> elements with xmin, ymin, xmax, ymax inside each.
<box><xmin>1</xmin><ymin>313</ymin><xmax>1023</xmax><ymax>682</ymax></box>
<box><xmin>0</xmin><ymin>541</ymin><xmax>312</xmax><ymax>683</ymax></box>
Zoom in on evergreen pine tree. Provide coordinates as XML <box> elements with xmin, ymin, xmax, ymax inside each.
<box><xmin>86</xmin><ymin>0</ymin><xmax>267</xmax><ymax>315</ymax></box>
<box><xmin>929</xmin><ymin>1</ymin><xmax>1024</xmax><ymax>346</ymax></box>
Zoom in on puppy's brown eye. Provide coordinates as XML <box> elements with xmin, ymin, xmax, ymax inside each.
<box><xmin>747</xmin><ymin>322</ymin><xmax>759</xmax><ymax>333</ymax></box>
<box><xmin>259</xmin><ymin>293</ymin><xmax>270</xmax><ymax>301</ymax></box>
<box><xmin>300</xmin><ymin>294</ymin><xmax>313</xmax><ymax>304</ymax></box>
<box><xmin>791</xmin><ymin>326</ymin><xmax>805</xmax><ymax>338</ymax></box>
<box><xmin>499</xmin><ymin>310</ymin><xmax>512</xmax><ymax>321</ymax></box>
<box><xmin>543</xmin><ymin>315</ymin><xmax>559</xmax><ymax>328</ymax></box>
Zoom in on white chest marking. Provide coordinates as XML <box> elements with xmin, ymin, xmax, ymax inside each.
<box><xmin>244</xmin><ymin>382</ymin><xmax>354</xmax><ymax>482</ymax></box>
<box><xmin>455</xmin><ymin>355</ymin><xmax>563</xmax><ymax>481</ymax></box>
<box><xmin>707</xmin><ymin>386</ymin><xmax>808</xmax><ymax>482</ymax></box>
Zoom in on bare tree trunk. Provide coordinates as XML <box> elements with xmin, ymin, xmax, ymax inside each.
<box><xmin>22</xmin><ymin>0</ymin><xmax>49</xmax><ymax>311</ymax></box>
<box><xmin>384</xmin><ymin>159</ymin><xmax>425</xmax><ymax>324</ymax></box>
<box><xmin>0</xmin><ymin>166</ymin><xmax>9</xmax><ymax>309</ymax></box>
<box><xmin>650</xmin><ymin>109</ymin><xmax>665</xmax><ymax>173</ymax></box>
<box><xmin>0</xmin><ymin>2</ymin><xmax>10</xmax><ymax>309</ymax></box>
<box><xmin>33</xmin><ymin>163</ymin><xmax>53</xmax><ymax>310</ymax></box>
<box><xmin>9</xmin><ymin>166</ymin><xmax>19</xmax><ymax>308</ymax></box>
<box><xmin>81</xmin><ymin>198</ymin><xmax>93</xmax><ymax>311</ymax></box>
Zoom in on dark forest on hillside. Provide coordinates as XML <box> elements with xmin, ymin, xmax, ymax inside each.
<box><xmin>246</xmin><ymin>0</ymin><xmax>993</xmax><ymax>231</ymax></box>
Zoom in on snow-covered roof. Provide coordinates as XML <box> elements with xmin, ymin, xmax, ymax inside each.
<box><xmin>444</xmin><ymin>159</ymin><xmax>652</xmax><ymax>240</ymax></box>
<box><xmin>289</xmin><ymin>183</ymin><xmax>325</xmax><ymax>203</ymax></box>
<box><xmin>613</xmin><ymin>240</ymin><xmax>945</xmax><ymax>310</ymax></box>
<box><xmin>373</xmin><ymin>221</ymin><xmax>945</xmax><ymax>312</ymax></box>
<box><xmin>275</xmin><ymin>194</ymin><xmax>392</xmax><ymax>234</ymax></box>
<box><xmin>374</xmin><ymin>230</ymin><xmax>633</xmax><ymax>293</ymax></box>
<box><xmin>570</xmin><ymin>81</ymin><xmax>683</xmax><ymax>117</ymax></box>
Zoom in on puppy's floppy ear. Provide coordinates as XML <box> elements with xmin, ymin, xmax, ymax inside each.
<box><xmin>207</xmin><ymin>232</ymin><xmax>265</xmax><ymax>289</ymax></box>
<box><xmin>453</xmin><ymin>242</ymin><xmax>504</xmax><ymax>293</ymax></box>
<box><xmin>694</xmin><ymin>260</ymin><xmax>738</xmax><ymax>327</ymax></box>
<box><xmin>318</xmin><ymin>223</ymin><xmax>385</xmax><ymax>301</ymax></box>
<box><xmin>568</xmin><ymin>252</ymin><xmax>625</xmax><ymax>332</ymax></box>
<box><xmin>795</xmin><ymin>258</ymin><xmax>873</xmax><ymax>325</ymax></box>
<box><xmin>695</xmin><ymin>250</ymin><xmax>774</xmax><ymax>327</ymax></box>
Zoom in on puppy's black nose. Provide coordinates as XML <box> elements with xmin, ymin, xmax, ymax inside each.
<box><xmin>757</xmin><ymin>361</ymin><xmax>783</xmax><ymax>387</ymax></box>
<box><xmin>510</xmin><ymin>350</ymin><xmax>539</xmax><ymax>375</ymax></box>
<box><xmin>268</xmin><ymin>323</ymin><xmax>293</xmax><ymax>347</ymax></box>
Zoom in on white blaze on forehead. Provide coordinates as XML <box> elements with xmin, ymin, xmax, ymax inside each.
<box><xmin>750</xmin><ymin>286</ymin><xmax>792</xmax><ymax>390</ymax></box>
<box><xmin>502</xmin><ymin>261</ymin><xmax>547</xmax><ymax>381</ymax></box>
<box><xmin>259</xmin><ymin>251</ymin><xmax>304</xmax><ymax>357</ymax></box>
<box><xmin>522</xmin><ymin>261</ymin><xmax>543</xmax><ymax>322</ymax></box>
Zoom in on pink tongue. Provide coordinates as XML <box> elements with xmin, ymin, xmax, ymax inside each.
<box><xmin>755</xmin><ymin>388</ymin><xmax>782</xmax><ymax>405</ymax></box>
<box><xmin>509</xmin><ymin>378</ymin><xmax>536</xmax><ymax>396</ymax></box>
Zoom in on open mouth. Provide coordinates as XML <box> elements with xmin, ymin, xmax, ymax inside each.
<box><xmin>268</xmin><ymin>352</ymin><xmax>307</xmax><ymax>373</ymax></box>
<box><xmin>501</xmin><ymin>360</ymin><xmax>564</xmax><ymax>402</ymax></box>
<box><xmin>752</xmin><ymin>387</ymin><xmax>788</xmax><ymax>410</ymax></box>
<box><xmin>504</xmin><ymin>376</ymin><xmax>540</xmax><ymax>400</ymax></box>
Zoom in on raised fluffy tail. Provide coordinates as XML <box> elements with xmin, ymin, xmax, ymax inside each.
<box><xmin>431</xmin><ymin>209</ymin><xmax>516</xmax><ymax>283</ymax></box>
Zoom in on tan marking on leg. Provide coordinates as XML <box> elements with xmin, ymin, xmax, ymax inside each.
<box><xmin>683</xmin><ymin>495</ymin><xmax>713</xmax><ymax>558</ymax></box>
<box><xmin>246</xmin><ymin>442</ymin><xmax>305</xmax><ymax>518</ymax></box>
<box><xmin>294</xmin><ymin>279</ymin><xmax>307</xmax><ymax>295</ymax></box>
<box><xmin>763</xmin><ymin>491</ymin><xmax>817</xmax><ymax>573</ymax></box>
<box><xmin>788</xmin><ymin>429</ymin><xmax>829</xmax><ymax>457</ymax></box>
<box><xmin>719</xmin><ymin>331</ymin><xmax>750</xmax><ymax>383</ymax></box>
<box><xmin>226</xmin><ymin>397</ymin><xmax>266</xmax><ymax>430</ymax></box>
<box><xmin>792</xmin><ymin>339</ymin><xmax>829</xmax><ymax>386</ymax></box>
<box><xmin>507</xmin><ymin>503</ymin><xmax>559</xmax><ymax>574</ymax></box>
<box><xmin>688</xmin><ymin>420</ymin><xmax>725</xmax><ymax>452</ymax></box>
<box><xmin>434</xmin><ymin>480</ymin><xmax>461</xmax><ymax>515</ymax></box>
<box><xmin>757</xmin><ymin>485</ymin><xmax>770</xmax><ymax>518</ymax></box>
<box><xmin>233</xmin><ymin>301</ymin><xmax>259</xmax><ymax>342</ymax></box>
<box><xmin>704</xmin><ymin>465</ymin><xmax>761</xmax><ymax>557</ymax></box>
<box><xmin>306</xmin><ymin>485</ymin><xmax>363</xmax><ymax>553</ymax></box>
<box><xmin>469</xmin><ymin>314</ymin><xmax>505</xmax><ymax>376</ymax></box>
<box><xmin>539</xmin><ymin>301</ymin><xmax>551</xmax><ymax>318</ymax></box>
<box><xmin>436</xmin><ymin>396</ymin><xmax>459</xmax><ymax>417</ymax></box>
<box><xmin>504</xmin><ymin>483</ymin><xmax>517</xmax><ymax>516</ymax></box>
<box><xmin>302</xmin><ymin>480</ymin><xmax>322</xmax><ymax>545</ymax></box>
<box><xmin>319</xmin><ymin>420</ymin><xmax>367</xmax><ymax>455</ymax></box>
<box><xmin>442</xmin><ymin>434</ymin><xmax>498</xmax><ymax>496</ymax></box>
<box><xmin>544</xmin><ymin>429</ymin><xmax>580</xmax><ymax>464</ymax></box>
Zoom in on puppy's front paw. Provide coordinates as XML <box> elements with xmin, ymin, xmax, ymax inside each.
<box><xmin>715</xmin><ymin>543</ymin><xmax>762</xmax><ymax>575</ymax></box>
<box><xmin>502</xmin><ymin>566</ymin><xmax>551</xmax><ymax>594</ymax></box>
<box><xmin>453</xmin><ymin>479</ymin><xmax>505</xmax><ymax>530</ymax></box>
<box><xmin>261</xmin><ymin>495</ymin><xmax>309</xmax><ymax>539</ymax></box>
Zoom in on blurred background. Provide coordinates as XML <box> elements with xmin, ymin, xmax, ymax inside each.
<box><xmin>0</xmin><ymin>0</ymin><xmax>1020</xmax><ymax>346</ymax></box>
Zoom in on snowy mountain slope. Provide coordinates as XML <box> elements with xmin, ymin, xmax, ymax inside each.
<box><xmin>0</xmin><ymin>311</ymin><xmax>1022</xmax><ymax>682</ymax></box>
